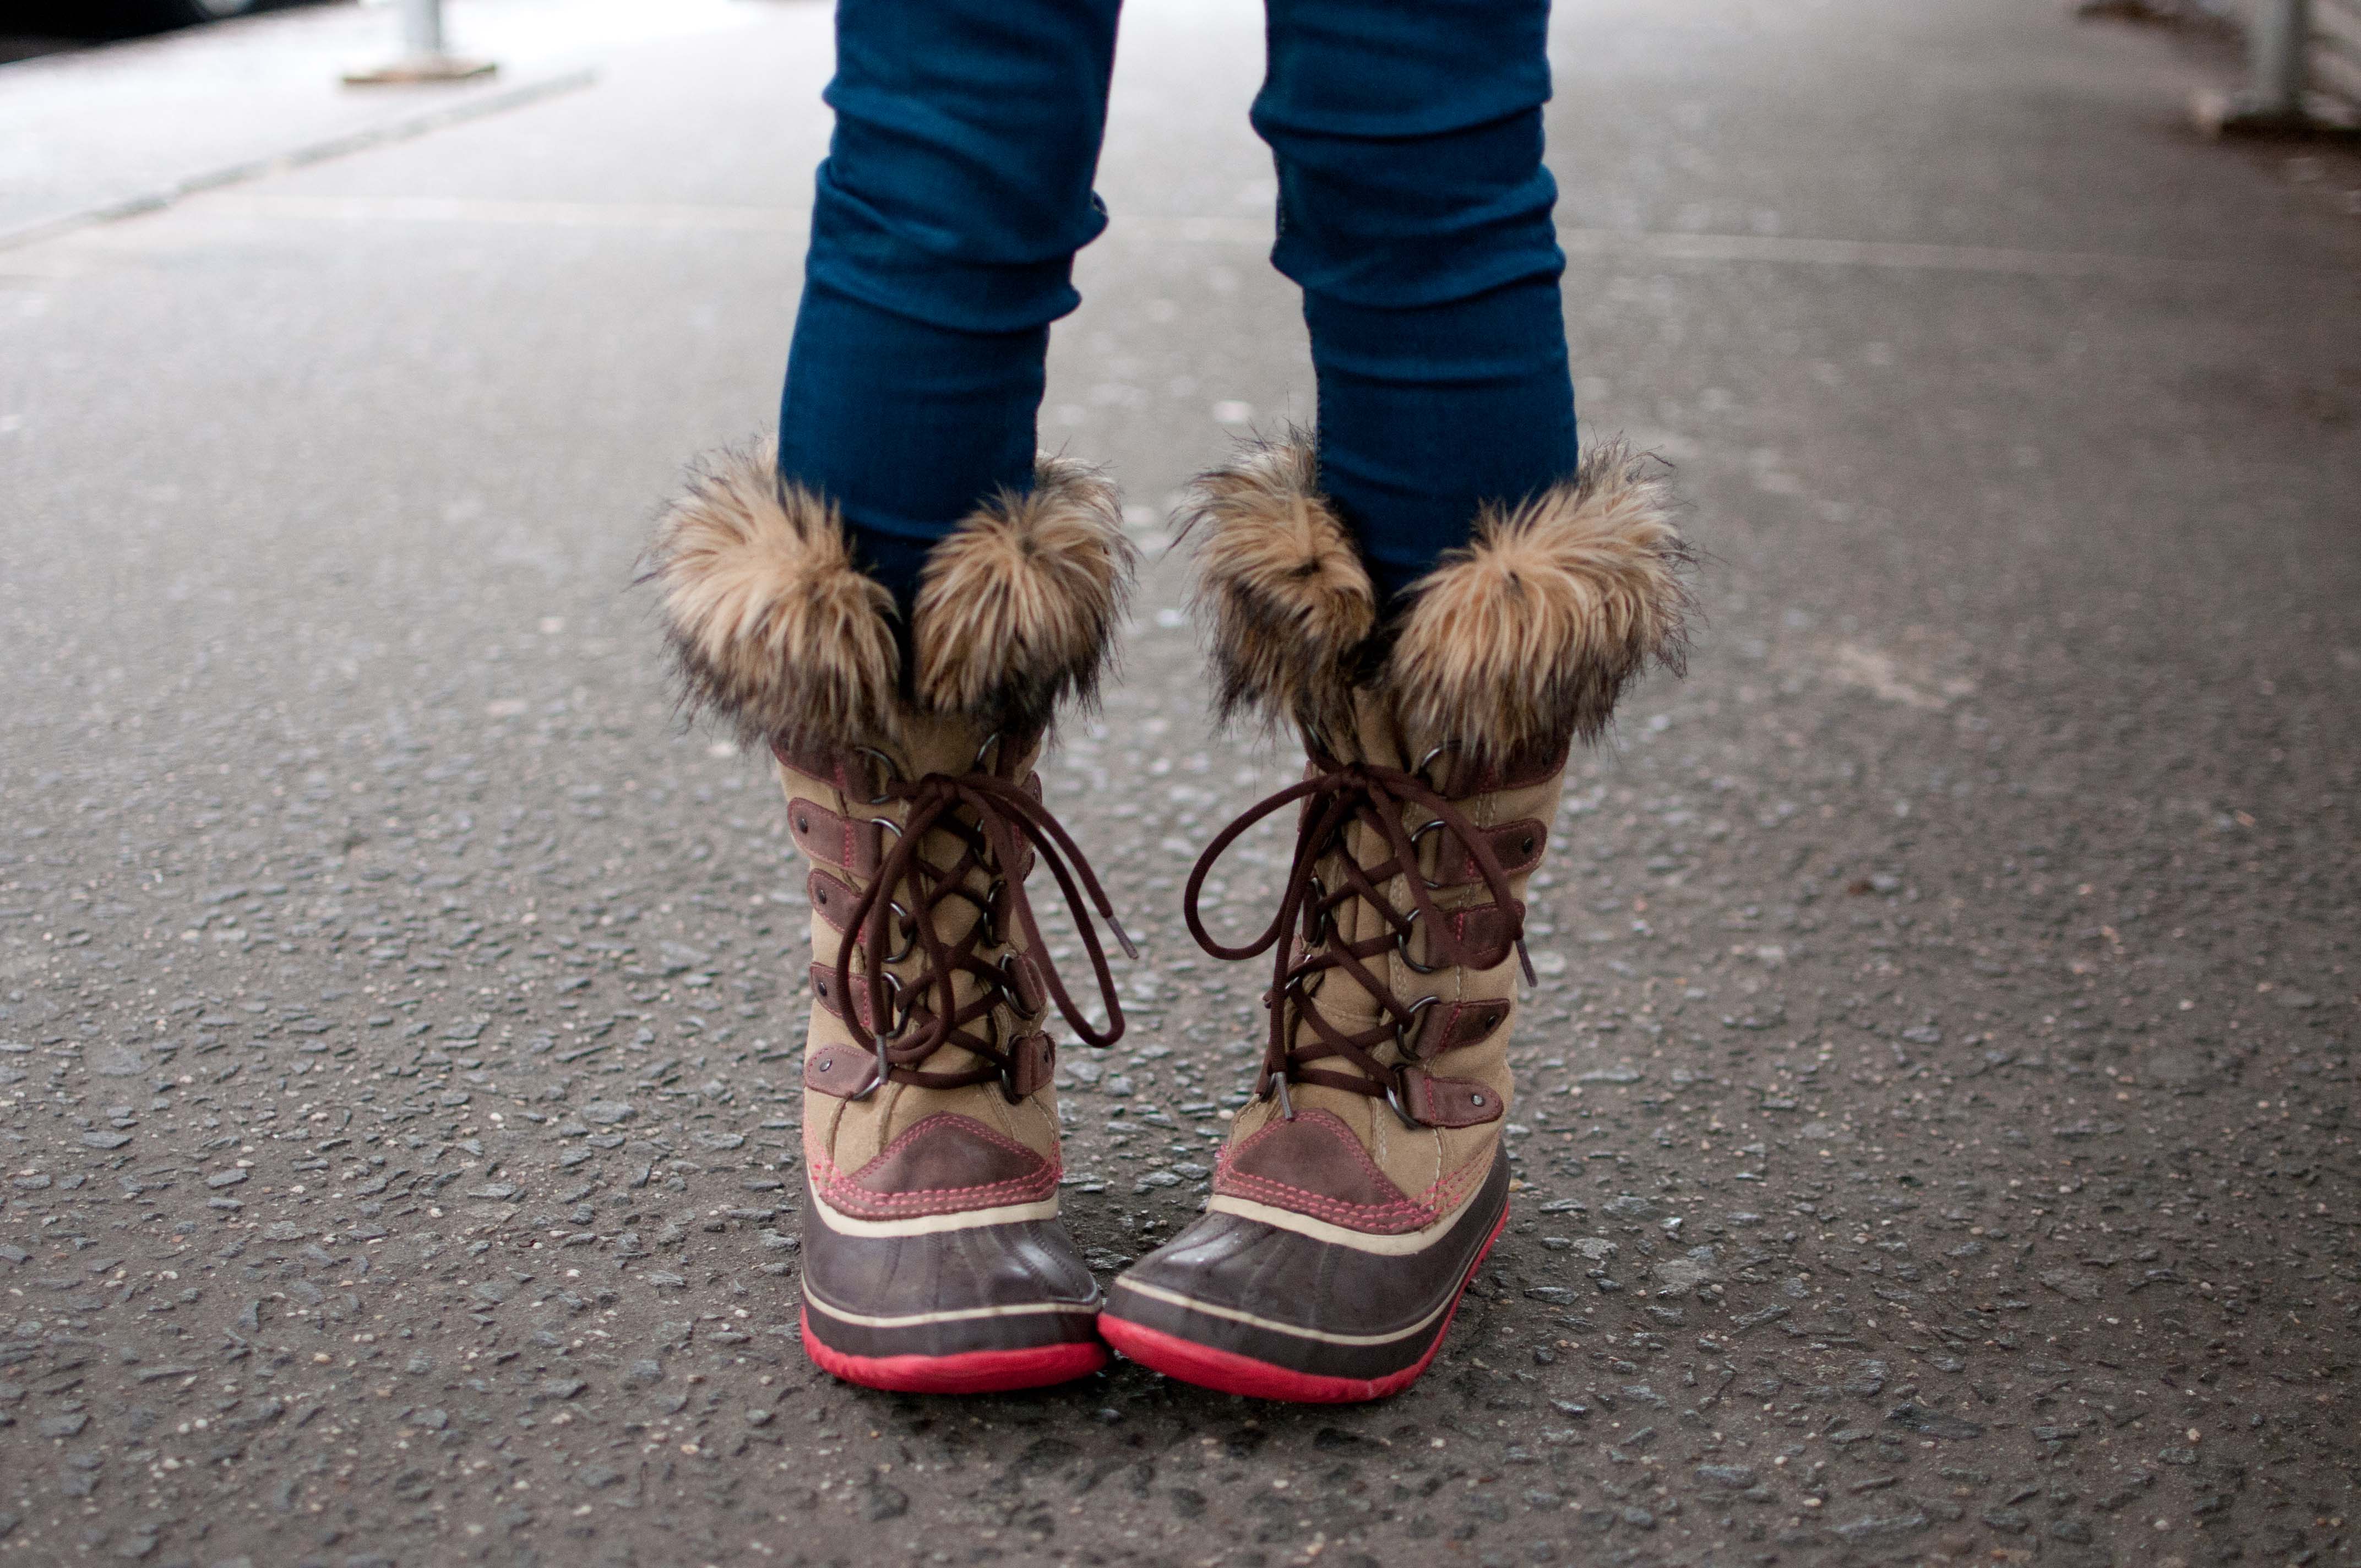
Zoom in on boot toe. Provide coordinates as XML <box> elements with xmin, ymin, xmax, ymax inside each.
<box><xmin>1100</xmin><ymin>1150</ymin><xmax>1509</xmax><ymax>1402</ymax></box>
<box><xmin>799</xmin><ymin>1170</ymin><xmax>1106</xmax><ymax>1392</ymax></box>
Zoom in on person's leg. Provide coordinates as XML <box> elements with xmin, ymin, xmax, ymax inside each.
<box><xmin>1252</xmin><ymin>0</ymin><xmax>1576</xmax><ymax>606</ymax></box>
<box><xmin>779</xmin><ymin>0</ymin><xmax>1124</xmax><ymax>608</ymax></box>
<box><xmin>1103</xmin><ymin>0</ymin><xmax>1693</xmax><ymax>1403</ymax></box>
<box><xmin>646</xmin><ymin>0</ymin><xmax>1140</xmax><ymax>1397</ymax></box>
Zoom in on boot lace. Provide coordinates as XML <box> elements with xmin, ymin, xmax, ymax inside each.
<box><xmin>1183</xmin><ymin>751</ymin><xmax>1531</xmax><ymax>1125</ymax></box>
<box><xmin>831</xmin><ymin>738</ymin><xmax>1135</xmax><ymax>1103</ymax></box>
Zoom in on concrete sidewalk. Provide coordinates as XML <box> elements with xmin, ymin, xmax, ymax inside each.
<box><xmin>0</xmin><ymin>0</ymin><xmax>766</xmax><ymax>241</ymax></box>
<box><xmin>0</xmin><ymin>0</ymin><xmax>2355</xmax><ymax>1564</ymax></box>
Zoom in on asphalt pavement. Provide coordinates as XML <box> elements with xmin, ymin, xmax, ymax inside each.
<box><xmin>1</xmin><ymin>1</ymin><xmax>2357</xmax><ymax>1565</ymax></box>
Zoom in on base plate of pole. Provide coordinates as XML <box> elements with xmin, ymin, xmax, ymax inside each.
<box><xmin>2191</xmin><ymin>87</ymin><xmax>2361</xmax><ymax>138</ymax></box>
<box><xmin>343</xmin><ymin>55</ymin><xmax>499</xmax><ymax>86</ymax></box>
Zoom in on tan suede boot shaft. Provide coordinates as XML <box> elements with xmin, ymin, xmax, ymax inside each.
<box><xmin>1214</xmin><ymin>695</ymin><xmax>1565</xmax><ymax>1229</ymax></box>
<box><xmin>782</xmin><ymin>723</ymin><xmax>1061</xmax><ymax>1189</ymax></box>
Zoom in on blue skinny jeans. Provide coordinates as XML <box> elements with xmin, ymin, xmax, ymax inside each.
<box><xmin>778</xmin><ymin>0</ymin><xmax>1577</xmax><ymax>609</ymax></box>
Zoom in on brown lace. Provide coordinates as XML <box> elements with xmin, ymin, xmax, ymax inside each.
<box><xmin>1183</xmin><ymin>753</ymin><xmax>1531</xmax><ymax>1125</ymax></box>
<box><xmin>832</xmin><ymin>744</ymin><xmax>1134</xmax><ymax>1102</ymax></box>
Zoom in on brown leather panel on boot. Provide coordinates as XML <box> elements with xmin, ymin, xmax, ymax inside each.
<box><xmin>1400</xmin><ymin>1072</ymin><xmax>1505</xmax><ymax>1129</ymax></box>
<box><xmin>1410</xmin><ymin>998</ymin><xmax>1510</xmax><ymax>1060</ymax></box>
<box><xmin>807</xmin><ymin>963</ymin><xmax>880</xmax><ymax>1032</ymax></box>
<box><xmin>1414</xmin><ymin>902</ymin><xmax>1521</xmax><ymax>973</ymax></box>
<box><xmin>807</xmin><ymin>868</ymin><xmax>858</xmax><ymax>935</ymax></box>
<box><xmin>1430</xmin><ymin>742</ymin><xmax>1570</xmax><ymax>801</ymax></box>
<box><xmin>1004</xmin><ymin>1032</ymin><xmax>1056</xmax><ymax>1098</ymax></box>
<box><xmin>785</xmin><ymin>798</ymin><xmax>882</xmax><ymax>876</ymax></box>
<box><xmin>804</xmin><ymin>1042</ymin><xmax>879</xmax><ymax>1099</ymax></box>
<box><xmin>1215</xmin><ymin>1109</ymin><xmax>1439</xmax><ymax>1233</ymax></box>
<box><xmin>1428</xmin><ymin>820</ymin><xmax>1547</xmax><ymax>888</ymax></box>
<box><xmin>821</xmin><ymin>1112</ymin><xmax>1058</xmax><ymax>1221</ymax></box>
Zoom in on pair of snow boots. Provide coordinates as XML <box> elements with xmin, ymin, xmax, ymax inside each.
<box><xmin>642</xmin><ymin>439</ymin><xmax>1689</xmax><ymax>1400</ymax></box>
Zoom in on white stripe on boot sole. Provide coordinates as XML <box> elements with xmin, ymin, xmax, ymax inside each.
<box><xmin>1204</xmin><ymin>1193</ymin><xmax>1472</xmax><ymax>1256</ymax></box>
<box><xmin>809</xmin><ymin>1188</ymin><xmax>1061</xmax><ymax>1239</ymax></box>
<box><xmin>1111</xmin><ymin>1276</ymin><xmax>1456</xmax><ymax>1348</ymax></box>
<box><xmin>803</xmin><ymin>1287</ymin><xmax>1100</xmax><ymax>1332</ymax></box>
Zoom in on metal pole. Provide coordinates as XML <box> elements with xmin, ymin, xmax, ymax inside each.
<box><xmin>2191</xmin><ymin>0</ymin><xmax>2358</xmax><ymax>134</ymax></box>
<box><xmin>2247</xmin><ymin>0</ymin><xmax>2310</xmax><ymax>116</ymax></box>
<box><xmin>401</xmin><ymin>0</ymin><xmax>445</xmax><ymax>59</ymax></box>
<box><xmin>344</xmin><ymin>0</ymin><xmax>496</xmax><ymax>85</ymax></box>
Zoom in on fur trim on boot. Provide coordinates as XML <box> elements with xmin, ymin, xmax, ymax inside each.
<box><xmin>1383</xmin><ymin>441</ymin><xmax>1693</xmax><ymax>761</ymax></box>
<box><xmin>1178</xmin><ymin>439</ymin><xmax>1376</xmax><ymax>746</ymax></box>
<box><xmin>1183</xmin><ymin>439</ymin><xmax>1691</xmax><ymax>759</ymax></box>
<box><xmin>913</xmin><ymin>456</ymin><xmax>1135</xmax><ymax>738</ymax></box>
<box><xmin>642</xmin><ymin>443</ymin><xmax>898</xmax><ymax>750</ymax></box>
<box><xmin>643</xmin><ymin>443</ymin><xmax>1133</xmax><ymax>748</ymax></box>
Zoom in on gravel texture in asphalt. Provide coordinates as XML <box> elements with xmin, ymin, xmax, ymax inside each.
<box><xmin>1</xmin><ymin>0</ymin><xmax>2357</xmax><ymax>1564</ymax></box>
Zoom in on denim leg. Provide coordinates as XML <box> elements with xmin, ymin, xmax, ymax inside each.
<box><xmin>779</xmin><ymin>0</ymin><xmax>1125</xmax><ymax>608</ymax></box>
<box><xmin>1255</xmin><ymin>0</ymin><xmax>1577</xmax><ymax>606</ymax></box>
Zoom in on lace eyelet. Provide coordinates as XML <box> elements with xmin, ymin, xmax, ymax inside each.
<box><xmin>1392</xmin><ymin>993</ymin><xmax>1440</xmax><ymax>1057</ymax></box>
<box><xmin>1383</xmin><ymin>1070</ymin><xmax>1424</xmax><ymax>1129</ymax></box>
<box><xmin>851</xmin><ymin>745</ymin><xmax>901</xmax><ymax>805</ymax></box>
<box><xmin>1394</xmin><ymin>908</ymin><xmax>1443</xmax><ymax>974</ymax></box>
<box><xmin>843</xmin><ymin>979</ymin><xmax>901</xmax><ymax>1102</ymax></box>
<box><xmin>979</xmin><ymin>877</ymin><xmax>1008</xmax><ymax>949</ymax></box>
<box><xmin>882</xmin><ymin>899</ymin><xmax>919</xmax><ymax>965</ymax></box>
<box><xmin>1412</xmin><ymin>744</ymin><xmax>1460</xmax><ymax>792</ymax></box>
<box><xmin>1407</xmin><ymin>819</ymin><xmax>1450</xmax><ymax>889</ymax></box>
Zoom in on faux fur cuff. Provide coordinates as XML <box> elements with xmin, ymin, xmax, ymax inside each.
<box><xmin>1179</xmin><ymin>439</ymin><xmax>1377</xmax><ymax>746</ymax></box>
<box><xmin>1386</xmin><ymin>440</ymin><xmax>1693</xmax><ymax>762</ymax></box>
<box><xmin>642</xmin><ymin>444</ymin><xmax>1133</xmax><ymax>749</ymax></box>
<box><xmin>1183</xmin><ymin>440</ymin><xmax>1692</xmax><ymax>763</ymax></box>
<box><xmin>913</xmin><ymin>456</ymin><xmax>1135</xmax><ymax>740</ymax></box>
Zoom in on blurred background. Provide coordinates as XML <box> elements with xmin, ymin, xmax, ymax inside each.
<box><xmin>0</xmin><ymin>2</ymin><xmax>2355</xmax><ymax>1566</ymax></box>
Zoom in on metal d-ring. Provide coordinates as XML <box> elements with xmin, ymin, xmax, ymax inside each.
<box><xmin>882</xmin><ymin>899</ymin><xmax>919</xmax><ymax>965</ymax></box>
<box><xmin>1407</xmin><ymin>818</ymin><xmax>1450</xmax><ymax>889</ymax></box>
<box><xmin>851</xmin><ymin>745</ymin><xmax>901</xmax><ymax>805</ymax></box>
<box><xmin>1412</xmin><ymin>744</ymin><xmax>1457</xmax><ymax>790</ymax></box>
<box><xmin>1394</xmin><ymin>907</ymin><xmax>1442</xmax><ymax>974</ymax></box>
<box><xmin>1391</xmin><ymin>993</ymin><xmax>1440</xmax><ymax>1058</ymax></box>
<box><xmin>971</xmin><ymin>729</ymin><xmax>1004</xmax><ymax>774</ymax></box>
<box><xmin>1383</xmin><ymin>1068</ymin><xmax>1425</xmax><ymax>1129</ymax></box>
<box><xmin>842</xmin><ymin>972</ymin><xmax>902</xmax><ymax>1101</ymax></box>
<box><xmin>975</xmin><ymin>1014</ymin><xmax>1033</xmax><ymax>1104</ymax></box>
<box><xmin>976</xmin><ymin>877</ymin><xmax>1007</xmax><ymax>949</ymax></box>
<box><xmin>1301</xmin><ymin>872</ymin><xmax>1334</xmax><ymax>946</ymax></box>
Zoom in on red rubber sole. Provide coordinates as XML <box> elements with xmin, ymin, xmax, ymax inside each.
<box><xmin>798</xmin><ymin>1306</ymin><xmax>1108</xmax><ymax>1395</ymax></box>
<box><xmin>1097</xmin><ymin>1201</ymin><xmax>1508</xmax><ymax>1404</ymax></box>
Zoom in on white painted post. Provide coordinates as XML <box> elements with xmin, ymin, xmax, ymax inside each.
<box><xmin>2246</xmin><ymin>0</ymin><xmax>2311</xmax><ymax>117</ymax></box>
<box><xmin>400</xmin><ymin>0</ymin><xmax>446</xmax><ymax>58</ymax></box>
<box><xmin>2193</xmin><ymin>0</ymin><xmax>2360</xmax><ymax>133</ymax></box>
<box><xmin>344</xmin><ymin>0</ymin><xmax>496</xmax><ymax>85</ymax></box>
